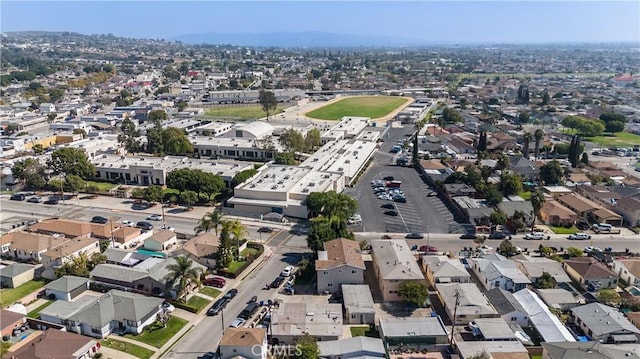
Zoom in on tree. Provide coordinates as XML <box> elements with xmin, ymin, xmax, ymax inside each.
<box><xmin>605</xmin><ymin>120</ymin><xmax>625</xmax><ymax>134</ymax></box>
<box><xmin>295</xmin><ymin>334</ymin><xmax>320</xmax><ymax>359</ymax></box>
<box><xmin>498</xmin><ymin>239</ymin><xmax>518</xmax><ymax>257</ymax></box>
<box><xmin>477</xmin><ymin>131</ymin><xmax>487</xmax><ymax>154</ymax></box>
<box><xmin>541</xmin><ymin>91</ymin><xmax>550</xmax><ymax>106</ymax></box>
<box><xmin>148</xmin><ymin>109</ymin><xmax>168</xmax><ymax>122</ymax></box>
<box><xmin>304</xmin><ymin>128</ymin><xmax>321</xmax><ymax>152</ymax></box>
<box><xmin>568</xmin><ymin>135</ymin><xmax>581</xmax><ymax>168</ymax></box>
<box><xmin>12</xmin><ymin>158</ymin><xmax>47</xmax><ymax>188</ymax></box>
<box><xmin>229</xmin><ymin>220</ymin><xmax>247</xmax><ymax>259</ymax></box>
<box><xmin>32</xmin><ymin>143</ymin><xmax>45</xmax><ymax>155</ymax></box>
<box><xmin>581</xmin><ymin>152</ymin><xmax>589</xmax><ymax>165</ymax></box>
<box><xmin>259</xmin><ymin>90</ymin><xmax>278</xmax><ymax>120</ymax></box>
<box><xmin>597</xmin><ymin>289</ymin><xmax>621</xmax><ymax>305</ymax></box>
<box><xmin>517</xmin><ymin>85</ymin><xmax>530</xmax><ymax>104</ymax></box>
<box><xmin>442</xmin><ymin>107</ymin><xmax>463</xmax><ymax>124</ymax></box>
<box><xmin>161</xmin><ymin>127</ymin><xmax>193</xmax><ymax>155</ymax></box>
<box><xmin>48</xmin><ymin>147</ymin><xmax>95</xmax><ymax>180</ymax></box>
<box><xmin>522</xmin><ymin>132</ymin><xmax>531</xmax><ymax>159</ymax></box>
<box><xmin>599</xmin><ymin>112</ymin><xmax>627</xmax><ymax>125</ymax></box>
<box><xmin>306</xmin><ymin>217</ymin><xmax>335</xmax><ymax>252</ymax></box>
<box><xmin>166</xmin><ymin>168</ymin><xmax>191</xmax><ymax>192</ymax></box>
<box><xmin>197</xmin><ymin>171</ymin><xmax>225</xmax><ymax>201</ymax></box>
<box><xmin>64</xmin><ymin>174</ymin><xmax>85</xmax><ymax>194</ymax></box>
<box><xmin>146</xmin><ymin>117</ymin><xmax>164</xmax><ymax>155</ymax></box>
<box><xmin>499</xmin><ymin>171</ymin><xmax>522</xmax><ymax>196</ymax></box>
<box><xmin>490</xmin><ymin>210</ymin><xmax>507</xmax><ymax>226</ymax></box>
<box><xmin>118</xmin><ymin>118</ymin><xmax>142</xmax><ymax>154</ymax></box>
<box><xmin>533</xmin><ymin>272</ymin><xmax>557</xmax><ymax>289</ymax></box>
<box><xmin>279</xmin><ymin>128</ymin><xmax>306</xmax><ymax>152</ymax></box>
<box><xmin>530</xmin><ymin>191</ymin><xmax>545</xmax><ymax>224</ymax></box>
<box><xmin>163</xmin><ymin>256</ymin><xmax>202</xmax><ymax>301</ymax></box>
<box><xmin>231</xmin><ymin>169</ymin><xmax>258</xmax><ymax>188</ymax></box>
<box><xmin>518</xmin><ymin>111</ymin><xmax>530</xmax><ymax>124</ymax></box>
<box><xmin>484</xmin><ymin>184</ymin><xmax>503</xmax><ymax>206</ymax></box>
<box><xmin>566</xmin><ymin>247</ymin><xmax>583</xmax><ymax>257</ymax></box>
<box><xmin>195</xmin><ymin>210</ymin><xmax>224</xmax><ymax>235</ymax></box>
<box><xmin>539</xmin><ymin>160</ymin><xmax>564</xmax><ymax>185</ymax></box>
<box><xmin>398</xmin><ymin>281</ymin><xmax>428</xmax><ymax>307</ymax></box>
<box><xmin>533</xmin><ymin>129</ymin><xmax>544</xmax><ymax>160</ymax></box>
<box><xmin>179</xmin><ymin>190</ymin><xmax>198</xmax><ymax>208</ymax></box>
<box><xmin>143</xmin><ymin>184</ymin><xmax>164</xmax><ymax>203</ymax></box>
<box><xmin>216</xmin><ymin>221</ymin><xmax>234</xmax><ymax>269</ymax></box>
<box><xmin>274</xmin><ymin>152</ymin><xmax>296</xmax><ymax>165</ymax></box>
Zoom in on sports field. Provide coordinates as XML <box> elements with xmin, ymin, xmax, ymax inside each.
<box><xmin>305</xmin><ymin>96</ymin><xmax>409</xmax><ymax>120</ymax></box>
<box><xmin>204</xmin><ymin>106</ymin><xmax>285</xmax><ymax>120</ymax></box>
<box><xmin>585</xmin><ymin>132</ymin><xmax>640</xmax><ymax>147</ymax></box>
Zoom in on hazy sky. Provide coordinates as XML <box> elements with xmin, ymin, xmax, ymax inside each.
<box><xmin>2</xmin><ymin>1</ymin><xmax>639</xmax><ymax>44</ymax></box>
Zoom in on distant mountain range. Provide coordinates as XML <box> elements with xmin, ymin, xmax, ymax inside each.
<box><xmin>171</xmin><ymin>31</ymin><xmax>428</xmax><ymax>48</ymax></box>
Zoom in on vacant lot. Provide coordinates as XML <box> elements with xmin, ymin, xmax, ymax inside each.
<box><xmin>306</xmin><ymin>96</ymin><xmax>409</xmax><ymax>120</ymax></box>
<box><xmin>586</xmin><ymin>132</ymin><xmax>640</xmax><ymax>147</ymax></box>
<box><xmin>204</xmin><ymin>106</ymin><xmax>285</xmax><ymax>119</ymax></box>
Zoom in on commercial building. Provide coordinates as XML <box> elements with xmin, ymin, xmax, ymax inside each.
<box><xmin>300</xmin><ymin>139</ymin><xmax>377</xmax><ymax>185</ymax></box>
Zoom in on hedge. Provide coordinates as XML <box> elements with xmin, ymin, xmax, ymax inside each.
<box><xmin>171</xmin><ymin>301</ymin><xmax>198</xmax><ymax>313</ymax></box>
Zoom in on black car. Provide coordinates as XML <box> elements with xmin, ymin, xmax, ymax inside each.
<box><xmin>207</xmin><ymin>297</ymin><xmax>229</xmax><ymax>316</ymax></box>
<box><xmin>270</xmin><ymin>277</ymin><xmax>284</xmax><ymax>288</ymax></box>
<box><xmin>384</xmin><ymin>210</ymin><xmax>399</xmax><ymax>216</ymax></box>
<box><xmin>136</xmin><ymin>221</ymin><xmax>153</xmax><ymax>231</ymax></box>
<box><xmin>224</xmin><ymin>288</ymin><xmax>238</xmax><ymax>299</ymax></box>
<box><xmin>405</xmin><ymin>232</ymin><xmax>424</xmax><ymax>239</ymax></box>
<box><xmin>257</xmin><ymin>227</ymin><xmax>273</xmax><ymax>233</ymax></box>
<box><xmin>488</xmin><ymin>232</ymin><xmax>510</xmax><ymax>240</ymax></box>
<box><xmin>383</xmin><ymin>176</ymin><xmax>395</xmax><ymax>181</ymax></box>
<box><xmin>91</xmin><ymin>216</ymin><xmax>109</xmax><ymax>224</ymax></box>
<box><xmin>10</xmin><ymin>194</ymin><xmax>26</xmax><ymax>201</ymax></box>
<box><xmin>393</xmin><ymin>197</ymin><xmax>407</xmax><ymax>203</ymax></box>
<box><xmin>460</xmin><ymin>233</ymin><xmax>478</xmax><ymax>240</ymax></box>
<box><xmin>197</xmin><ymin>352</ymin><xmax>218</xmax><ymax>359</ymax></box>
<box><xmin>44</xmin><ymin>199</ymin><xmax>59</xmax><ymax>205</ymax></box>
<box><xmin>381</xmin><ymin>203</ymin><xmax>395</xmax><ymax>210</ymax></box>
<box><xmin>576</xmin><ymin>221</ymin><xmax>590</xmax><ymax>230</ymax></box>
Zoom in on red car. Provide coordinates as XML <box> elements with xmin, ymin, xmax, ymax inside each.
<box><xmin>419</xmin><ymin>245</ymin><xmax>438</xmax><ymax>253</ymax></box>
<box><xmin>204</xmin><ymin>277</ymin><xmax>226</xmax><ymax>288</ymax></box>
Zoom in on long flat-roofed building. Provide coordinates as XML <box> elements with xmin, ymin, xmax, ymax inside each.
<box><xmin>320</xmin><ymin>117</ymin><xmax>370</xmax><ymax>143</ymax></box>
<box><xmin>92</xmin><ymin>154</ymin><xmax>254</xmax><ymax>186</ymax></box>
<box><xmin>300</xmin><ymin>139</ymin><xmax>377</xmax><ymax>185</ymax></box>
<box><xmin>191</xmin><ymin>136</ymin><xmax>282</xmax><ymax>161</ymax></box>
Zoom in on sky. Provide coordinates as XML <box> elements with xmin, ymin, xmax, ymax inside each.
<box><xmin>1</xmin><ymin>1</ymin><xmax>639</xmax><ymax>44</ymax></box>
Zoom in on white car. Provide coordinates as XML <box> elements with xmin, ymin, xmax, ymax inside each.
<box><xmin>122</xmin><ymin>220</ymin><xmax>135</xmax><ymax>227</ymax></box>
<box><xmin>160</xmin><ymin>225</ymin><xmax>175</xmax><ymax>232</ymax></box>
<box><xmin>347</xmin><ymin>214</ymin><xmax>362</xmax><ymax>225</ymax></box>
<box><xmin>146</xmin><ymin>214</ymin><xmax>163</xmax><ymax>221</ymax></box>
<box><xmin>229</xmin><ymin>318</ymin><xmax>246</xmax><ymax>328</ymax></box>
<box><xmin>161</xmin><ymin>302</ymin><xmax>175</xmax><ymax>313</ymax></box>
<box><xmin>568</xmin><ymin>233</ymin><xmax>591</xmax><ymax>240</ymax></box>
<box><xmin>280</xmin><ymin>266</ymin><xmax>295</xmax><ymax>277</ymax></box>
<box><xmin>524</xmin><ymin>232</ymin><xmax>549</xmax><ymax>240</ymax></box>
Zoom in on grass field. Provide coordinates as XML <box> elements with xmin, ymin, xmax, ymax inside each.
<box><xmin>85</xmin><ymin>180</ymin><xmax>118</xmax><ymax>193</ymax></box>
<box><xmin>204</xmin><ymin>106</ymin><xmax>285</xmax><ymax>119</ymax></box>
<box><xmin>124</xmin><ymin>316</ymin><xmax>188</xmax><ymax>348</ymax></box>
<box><xmin>0</xmin><ymin>279</ymin><xmax>48</xmax><ymax>307</ymax></box>
<box><xmin>199</xmin><ymin>287</ymin><xmax>221</xmax><ymax>298</ymax></box>
<box><xmin>101</xmin><ymin>338</ymin><xmax>154</xmax><ymax>359</ymax></box>
<box><xmin>305</xmin><ymin>96</ymin><xmax>409</xmax><ymax>120</ymax></box>
<box><xmin>27</xmin><ymin>300</ymin><xmax>54</xmax><ymax>318</ymax></box>
<box><xmin>585</xmin><ymin>132</ymin><xmax>640</xmax><ymax>147</ymax></box>
<box><xmin>186</xmin><ymin>295</ymin><xmax>211</xmax><ymax>313</ymax></box>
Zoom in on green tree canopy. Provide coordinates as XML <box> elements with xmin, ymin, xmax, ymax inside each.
<box><xmin>442</xmin><ymin>107</ymin><xmax>463</xmax><ymax>124</ymax></box>
<box><xmin>304</xmin><ymin>128</ymin><xmax>322</xmax><ymax>151</ymax></box>
<box><xmin>599</xmin><ymin>112</ymin><xmax>627</xmax><ymax>124</ymax></box>
<box><xmin>490</xmin><ymin>210</ymin><xmax>507</xmax><ymax>226</ymax></box>
<box><xmin>605</xmin><ymin>120</ymin><xmax>625</xmax><ymax>134</ymax></box>
<box><xmin>163</xmin><ymin>256</ymin><xmax>202</xmax><ymax>301</ymax></box>
<box><xmin>179</xmin><ymin>190</ymin><xmax>198</xmax><ymax>208</ymax></box>
<box><xmin>118</xmin><ymin>117</ymin><xmax>142</xmax><ymax>154</ymax></box>
<box><xmin>533</xmin><ymin>271</ymin><xmax>557</xmax><ymax>289</ymax></box>
<box><xmin>231</xmin><ymin>169</ymin><xmax>259</xmax><ymax>188</ymax></box>
<box><xmin>161</xmin><ymin>127</ymin><xmax>193</xmax><ymax>155</ymax></box>
<box><xmin>259</xmin><ymin>90</ymin><xmax>278</xmax><ymax>119</ymax></box>
<box><xmin>279</xmin><ymin>128</ymin><xmax>306</xmax><ymax>152</ymax></box>
<box><xmin>566</xmin><ymin>247</ymin><xmax>583</xmax><ymax>257</ymax></box>
<box><xmin>295</xmin><ymin>334</ymin><xmax>320</xmax><ymax>359</ymax></box>
<box><xmin>195</xmin><ymin>210</ymin><xmax>224</xmax><ymax>235</ymax></box>
<box><xmin>398</xmin><ymin>281</ymin><xmax>428</xmax><ymax>307</ymax></box>
<box><xmin>539</xmin><ymin>160</ymin><xmax>564</xmax><ymax>185</ymax></box>
<box><xmin>48</xmin><ymin>147</ymin><xmax>95</xmax><ymax>179</ymax></box>
<box><xmin>216</xmin><ymin>221</ymin><xmax>234</xmax><ymax>269</ymax></box>
<box><xmin>499</xmin><ymin>171</ymin><xmax>523</xmax><ymax>196</ymax></box>
<box><xmin>143</xmin><ymin>184</ymin><xmax>164</xmax><ymax>203</ymax></box>
<box><xmin>64</xmin><ymin>174</ymin><xmax>85</xmax><ymax>193</ymax></box>
<box><xmin>498</xmin><ymin>239</ymin><xmax>519</xmax><ymax>257</ymax></box>
<box><xmin>597</xmin><ymin>289</ymin><xmax>621</xmax><ymax>305</ymax></box>
<box><xmin>274</xmin><ymin>152</ymin><xmax>296</xmax><ymax>165</ymax></box>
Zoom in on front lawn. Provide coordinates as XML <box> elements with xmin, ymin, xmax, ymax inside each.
<box><xmin>349</xmin><ymin>325</ymin><xmax>380</xmax><ymax>338</ymax></box>
<box><xmin>585</xmin><ymin>132</ymin><xmax>640</xmax><ymax>147</ymax></box>
<box><xmin>199</xmin><ymin>287</ymin><xmax>221</xmax><ymax>298</ymax></box>
<box><xmin>27</xmin><ymin>300</ymin><xmax>54</xmax><ymax>318</ymax></box>
<box><xmin>101</xmin><ymin>338</ymin><xmax>154</xmax><ymax>359</ymax></box>
<box><xmin>240</xmin><ymin>247</ymin><xmax>258</xmax><ymax>258</ymax></box>
<box><xmin>186</xmin><ymin>295</ymin><xmax>211</xmax><ymax>313</ymax></box>
<box><xmin>85</xmin><ymin>180</ymin><xmax>118</xmax><ymax>193</ymax></box>
<box><xmin>0</xmin><ymin>279</ymin><xmax>48</xmax><ymax>307</ymax></box>
<box><xmin>549</xmin><ymin>226</ymin><xmax>578</xmax><ymax>235</ymax></box>
<box><xmin>125</xmin><ymin>316</ymin><xmax>188</xmax><ymax>348</ymax></box>
<box><xmin>518</xmin><ymin>191</ymin><xmax>531</xmax><ymax>200</ymax></box>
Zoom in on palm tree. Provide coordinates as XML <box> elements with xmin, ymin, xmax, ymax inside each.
<box><xmin>534</xmin><ymin>129</ymin><xmax>544</xmax><ymax>160</ymax></box>
<box><xmin>89</xmin><ymin>252</ymin><xmax>107</xmax><ymax>268</ymax></box>
<box><xmin>194</xmin><ymin>210</ymin><xmax>224</xmax><ymax>235</ymax></box>
<box><xmin>530</xmin><ymin>191</ymin><xmax>545</xmax><ymax>230</ymax></box>
<box><xmin>229</xmin><ymin>220</ymin><xmax>248</xmax><ymax>260</ymax></box>
<box><xmin>522</xmin><ymin>132</ymin><xmax>531</xmax><ymax>159</ymax></box>
<box><xmin>163</xmin><ymin>256</ymin><xmax>203</xmax><ymax>301</ymax></box>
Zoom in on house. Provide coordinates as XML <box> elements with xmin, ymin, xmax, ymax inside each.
<box><xmin>456</xmin><ymin>341</ymin><xmax>529</xmax><ymax>359</ymax></box>
<box><xmin>557</xmin><ymin>193</ymin><xmax>600</xmax><ymax>218</ymax></box>
<box><xmin>539</xmin><ymin>200</ymin><xmax>577</xmax><ymax>226</ymax></box>
<box><xmin>444</xmin><ymin>183</ymin><xmax>477</xmax><ymax>197</ymax></box>
<box><xmin>4</xmin><ymin>329</ymin><xmax>100</xmax><ymax>359</ymax></box>
<box><xmin>341</xmin><ymin>284</ymin><xmax>375</xmax><ymax>325</ymax></box>
<box><xmin>40</xmin><ymin>289</ymin><xmax>163</xmax><ymax>338</ymax></box>
<box><xmin>0</xmin><ymin>263</ymin><xmax>36</xmax><ymax>288</ymax></box>
<box><xmin>571</xmin><ymin>303</ymin><xmax>640</xmax><ymax>343</ymax></box>
<box><xmin>420</xmin><ymin>255</ymin><xmax>471</xmax><ymax>287</ymax></box>
<box><xmin>628</xmin><ymin>312</ymin><xmax>640</xmax><ymax>331</ymax></box>
<box><xmin>591</xmin><ymin>207</ymin><xmax>624</xmax><ymax>226</ymax></box>
<box><xmin>563</xmin><ymin>257</ymin><xmax>618</xmax><ymax>291</ymax></box>
<box><xmin>143</xmin><ymin>230</ymin><xmax>177</xmax><ymax>252</ymax></box>
<box><xmin>370</xmin><ymin>240</ymin><xmax>425</xmax><ymax>302</ymax></box>
<box><xmin>471</xmin><ymin>317</ymin><xmax>519</xmax><ymax>341</ymax></box>
<box><xmin>1</xmin><ymin>231</ymin><xmax>67</xmax><ymax>262</ymax></box>
<box><xmin>612</xmin><ymin>258</ymin><xmax>640</xmax><ymax>287</ymax></box>
<box><xmin>0</xmin><ymin>308</ymin><xmax>25</xmax><ymax>338</ymax></box>
<box><xmin>496</xmin><ymin>201</ymin><xmax>534</xmax><ymax>225</ymax></box>
<box><xmin>218</xmin><ymin>328</ymin><xmax>267</xmax><ymax>359</ymax></box>
<box><xmin>270</xmin><ymin>302</ymin><xmax>343</xmax><ymax>344</ymax></box>
<box><xmin>511</xmin><ymin>254</ymin><xmax>572</xmax><ymax>283</ymax></box>
<box><xmin>28</xmin><ymin>218</ymin><xmax>93</xmax><ymax>239</ymax></box>
<box><xmin>614</xmin><ymin>197</ymin><xmax>640</xmax><ymax>226</ymax></box>
<box><xmin>379</xmin><ymin>317</ymin><xmax>449</xmax><ymax>347</ymax></box>
<box><xmin>40</xmin><ymin>236</ymin><xmax>100</xmax><ymax>280</ymax></box>
<box><xmin>542</xmin><ymin>342</ymin><xmax>640</xmax><ymax>359</ymax></box>
<box><xmin>436</xmin><ymin>283</ymin><xmax>498</xmax><ymax>324</ymax></box>
<box><xmin>542</xmin><ymin>186</ymin><xmax>573</xmax><ymax>198</ymax></box>
<box><xmin>175</xmin><ymin>232</ymin><xmax>219</xmax><ymax>269</ymax></box>
<box><xmin>485</xmin><ymin>288</ymin><xmax>529</xmax><ymax>327</ymax></box>
<box><xmin>512</xmin><ymin>288</ymin><xmax>576</xmax><ymax>343</ymax></box>
<box><xmin>44</xmin><ymin>275</ymin><xmax>90</xmax><ymax>301</ymax></box>
<box><xmin>536</xmin><ymin>288</ymin><xmax>583</xmax><ymax>311</ymax></box>
<box><xmin>508</xmin><ymin>155</ymin><xmax>541</xmax><ymax>180</ymax></box>
<box><xmin>111</xmin><ymin>227</ymin><xmax>148</xmax><ymax>249</ymax></box>
<box><xmin>470</xmin><ymin>253</ymin><xmax>531</xmax><ymax>292</ymax></box>
<box><xmin>317</xmin><ymin>337</ymin><xmax>385</xmax><ymax>359</ymax></box>
<box><xmin>315</xmin><ymin>238</ymin><xmax>365</xmax><ymax>294</ymax></box>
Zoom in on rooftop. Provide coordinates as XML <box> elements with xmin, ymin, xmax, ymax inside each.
<box><xmin>341</xmin><ymin>285</ymin><xmax>375</xmax><ymax>314</ymax></box>
<box><xmin>219</xmin><ymin>328</ymin><xmax>266</xmax><ymax>347</ymax></box>
<box><xmin>316</xmin><ymin>238</ymin><xmax>365</xmax><ymax>271</ymax></box>
<box><xmin>370</xmin><ymin>240</ymin><xmax>424</xmax><ymax>281</ymax></box>
<box><xmin>270</xmin><ymin>302</ymin><xmax>343</xmax><ymax>338</ymax></box>
<box><xmin>379</xmin><ymin>317</ymin><xmax>448</xmax><ymax>338</ymax></box>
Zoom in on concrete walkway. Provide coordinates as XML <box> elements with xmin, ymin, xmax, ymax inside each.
<box><xmin>24</xmin><ymin>298</ymin><xmax>49</xmax><ymax>312</ymax></box>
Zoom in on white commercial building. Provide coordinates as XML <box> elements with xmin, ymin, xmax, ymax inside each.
<box><xmin>300</xmin><ymin>139</ymin><xmax>377</xmax><ymax>185</ymax></box>
<box><xmin>320</xmin><ymin>117</ymin><xmax>370</xmax><ymax>143</ymax></box>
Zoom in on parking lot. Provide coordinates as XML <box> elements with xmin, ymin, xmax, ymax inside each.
<box><xmin>346</xmin><ymin>126</ymin><xmax>458</xmax><ymax>234</ymax></box>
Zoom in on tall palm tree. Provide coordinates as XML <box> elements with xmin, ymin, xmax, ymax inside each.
<box><xmin>229</xmin><ymin>220</ymin><xmax>248</xmax><ymax>259</ymax></box>
<box><xmin>522</xmin><ymin>132</ymin><xmax>531</xmax><ymax>159</ymax></box>
<box><xmin>194</xmin><ymin>210</ymin><xmax>224</xmax><ymax>235</ymax></box>
<box><xmin>163</xmin><ymin>256</ymin><xmax>202</xmax><ymax>301</ymax></box>
<box><xmin>534</xmin><ymin>129</ymin><xmax>544</xmax><ymax>160</ymax></box>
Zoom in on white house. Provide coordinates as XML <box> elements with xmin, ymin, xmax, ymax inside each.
<box><xmin>612</xmin><ymin>258</ymin><xmax>640</xmax><ymax>287</ymax></box>
<box><xmin>144</xmin><ymin>230</ymin><xmax>178</xmax><ymax>252</ymax></box>
<box><xmin>315</xmin><ymin>238</ymin><xmax>365</xmax><ymax>294</ymax></box>
<box><xmin>470</xmin><ymin>253</ymin><xmax>531</xmax><ymax>292</ymax></box>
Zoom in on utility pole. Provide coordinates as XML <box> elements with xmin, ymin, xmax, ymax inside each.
<box><xmin>109</xmin><ymin>217</ymin><xmax>115</xmax><ymax>248</ymax></box>
<box><xmin>220</xmin><ymin>307</ymin><xmax>225</xmax><ymax>332</ymax></box>
<box><xmin>448</xmin><ymin>290</ymin><xmax>461</xmax><ymax>349</ymax></box>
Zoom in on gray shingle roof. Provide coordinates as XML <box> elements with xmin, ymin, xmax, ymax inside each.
<box><xmin>571</xmin><ymin>303</ymin><xmax>640</xmax><ymax>337</ymax></box>
<box><xmin>44</xmin><ymin>275</ymin><xmax>89</xmax><ymax>293</ymax></box>
<box><xmin>0</xmin><ymin>263</ymin><xmax>35</xmax><ymax>278</ymax></box>
<box><xmin>486</xmin><ymin>288</ymin><xmax>526</xmax><ymax>315</ymax></box>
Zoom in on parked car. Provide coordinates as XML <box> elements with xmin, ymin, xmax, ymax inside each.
<box><xmin>197</xmin><ymin>352</ymin><xmax>218</xmax><ymax>359</ymax></box>
<box><xmin>91</xmin><ymin>216</ymin><xmax>109</xmax><ymax>224</ymax></box>
<box><xmin>280</xmin><ymin>266</ymin><xmax>295</xmax><ymax>277</ymax></box>
<box><xmin>406</xmin><ymin>232</ymin><xmax>424</xmax><ymax>239</ymax></box>
<box><xmin>383</xmin><ymin>176</ymin><xmax>395</xmax><ymax>181</ymax></box>
<box><xmin>270</xmin><ymin>277</ymin><xmax>285</xmax><ymax>288</ymax></box>
<box><xmin>122</xmin><ymin>220</ymin><xmax>135</xmax><ymax>227</ymax></box>
<box><xmin>161</xmin><ymin>302</ymin><xmax>175</xmax><ymax>313</ymax></box>
<box><xmin>427</xmin><ymin>191</ymin><xmax>438</xmax><ymax>197</ymax></box>
<box><xmin>568</xmin><ymin>233</ymin><xmax>591</xmax><ymax>240</ymax></box>
<box><xmin>44</xmin><ymin>199</ymin><xmax>59</xmax><ymax>205</ymax></box>
<box><xmin>381</xmin><ymin>203</ymin><xmax>396</xmax><ymax>210</ymax></box>
<box><xmin>159</xmin><ymin>225</ymin><xmax>175</xmax><ymax>232</ymax></box>
<box><xmin>27</xmin><ymin>196</ymin><xmax>42</xmax><ymax>203</ymax></box>
<box><xmin>10</xmin><ymin>194</ymin><xmax>26</xmax><ymax>201</ymax></box>
<box><xmin>204</xmin><ymin>277</ymin><xmax>226</xmax><ymax>288</ymax></box>
<box><xmin>207</xmin><ymin>298</ymin><xmax>229</xmax><ymax>316</ymax></box>
<box><xmin>258</xmin><ymin>226</ymin><xmax>273</xmax><ymax>233</ymax></box>
<box><xmin>347</xmin><ymin>214</ymin><xmax>362</xmax><ymax>225</ymax></box>
<box><xmin>146</xmin><ymin>214</ymin><xmax>163</xmax><ymax>221</ymax></box>
<box><xmin>136</xmin><ymin>221</ymin><xmax>153</xmax><ymax>231</ymax></box>
<box><xmin>459</xmin><ymin>233</ymin><xmax>478</xmax><ymax>240</ymax></box>
<box><xmin>224</xmin><ymin>288</ymin><xmax>238</xmax><ymax>299</ymax></box>
<box><xmin>419</xmin><ymin>245</ymin><xmax>438</xmax><ymax>252</ymax></box>
<box><xmin>524</xmin><ymin>232</ymin><xmax>550</xmax><ymax>240</ymax></box>
<box><xmin>249</xmin><ymin>296</ymin><xmax>258</xmax><ymax>303</ymax></box>
<box><xmin>576</xmin><ymin>220</ymin><xmax>590</xmax><ymax>230</ymax></box>
<box><xmin>488</xmin><ymin>232</ymin><xmax>511</xmax><ymax>240</ymax></box>
<box><xmin>229</xmin><ymin>318</ymin><xmax>246</xmax><ymax>328</ymax></box>
<box><xmin>384</xmin><ymin>210</ymin><xmax>399</xmax><ymax>216</ymax></box>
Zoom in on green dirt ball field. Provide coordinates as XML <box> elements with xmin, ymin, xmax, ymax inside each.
<box><xmin>305</xmin><ymin>96</ymin><xmax>410</xmax><ymax>120</ymax></box>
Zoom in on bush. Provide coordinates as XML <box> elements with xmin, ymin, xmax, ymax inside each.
<box><xmin>171</xmin><ymin>301</ymin><xmax>198</xmax><ymax>313</ymax></box>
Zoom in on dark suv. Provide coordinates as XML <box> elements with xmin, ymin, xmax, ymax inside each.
<box><xmin>136</xmin><ymin>221</ymin><xmax>153</xmax><ymax>231</ymax></box>
<box><xmin>91</xmin><ymin>216</ymin><xmax>109</xmax><ymax>224</ymax></box>
<box><xmin>10</xmin><ymin>194</ymin><xmax>26</xmax><ymax>201</ymax></box>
